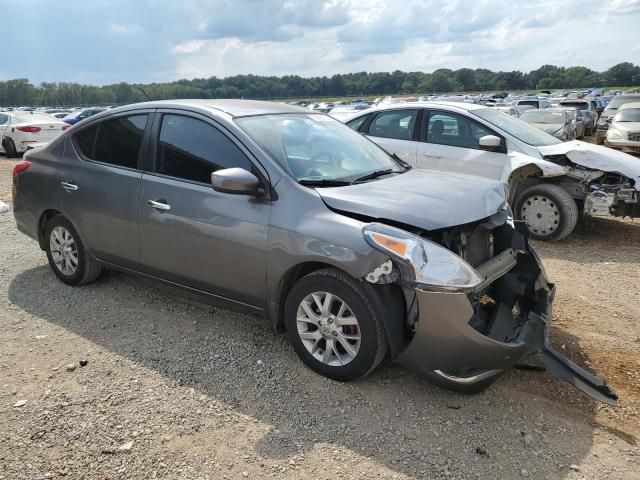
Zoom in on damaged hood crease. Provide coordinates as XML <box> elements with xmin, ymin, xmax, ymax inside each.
<box><xmin>316</xmin><ymin>169</ymin><xmax>506</xmax><ymax>231</ymax></box>
<box><xmin>538</xmin><ymin>141</ymin><xmax>640</xmax><ymax>188</ymax></box>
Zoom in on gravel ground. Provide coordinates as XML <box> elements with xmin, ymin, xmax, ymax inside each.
<box><xmin>0</xmin><ymin>155</ymin><xmax>639</xmax><ymax>480</ymax></box>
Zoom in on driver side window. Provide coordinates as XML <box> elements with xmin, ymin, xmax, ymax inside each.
<box><xmin>425</xmin><ymin>111</ymin><xmax>493</xmax><ymax>150</ymax></box>
<box><xmin>368</xmin><ymin>110</ymin><xmax>417</xmax><ymax>140</ymax></box>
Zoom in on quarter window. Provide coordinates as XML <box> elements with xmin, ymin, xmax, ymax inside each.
<box><xmin>0</xmin><ymin>114</ymin><xmax>8</xmax><ymax>125</ymax></box>
<box><xmin>346</xmin><ymin>115</ymin><xmax>368</xmax><ymax>131</ymax></box>
<box><xmin>74</xmin><ymin>115</ymin><xmax>148</xmax><ymax>169</ymax></box>
<box><xmin>425</xmin><ymin>112</ymin><xmax>493</xmax><ymax>150</ymax></box>
<box><xmin>156</xmin><ymin>115</ymin><xmax>251</xmax><ymax>184</ymax></box>
<box><xmin>368</xmin><ymin>110</ymin><xmax>417</xmax><ymax>140</ymax></box>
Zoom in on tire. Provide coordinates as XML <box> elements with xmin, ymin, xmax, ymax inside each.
<box><xmin>3</xmin><ymin>138</ymin><xmax>18</xmax><ymax>158</ymax></box>
<box><xmin>424</xmin><ymin>369</ymin><xmax>502</xmax><ymax>394</ymax></box>
<box><xmin>284</xmin><ymin>268</ymin><xmax>388</xmax><ymax>382</ymax></box>
<box><xmin>44</xmin><ymin>214</ymin><xmax>102</xmax><ymax>286</ymax></box>
<box><xmin>516</xmin><ymin>184</ymin><xmax>579</xmax><ymax>242</ymax></box>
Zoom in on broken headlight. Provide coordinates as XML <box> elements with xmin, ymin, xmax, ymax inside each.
<box><xmin>362</xmin><ymin>223</ymin><xmax>482</xmax><ymax>292</ymax></box>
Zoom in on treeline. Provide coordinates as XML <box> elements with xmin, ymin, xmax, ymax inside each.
<box><xmin>1</xmin><ymin>62</ymin><xmax>639</xmax><ymax>107</ymax></box>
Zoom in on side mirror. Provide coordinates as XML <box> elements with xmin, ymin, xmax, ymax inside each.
<box><xmin>211</xmin><ymin>168</ymin><xmax>261</xmax><ymax>195</ymax></box>
<box><xmin>478</xmin><ymin>135</ymin><xmax>502</xmax><ymax>151</ymax></box>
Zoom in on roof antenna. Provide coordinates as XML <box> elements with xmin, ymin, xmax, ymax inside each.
<box><xmin>137</xmin><ymin>87</ymin><xmax>153</xmax><ymax>102</ymax></box>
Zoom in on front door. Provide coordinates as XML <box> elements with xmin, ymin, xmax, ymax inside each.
<box><xmin>416</xmin><ymin>110</ymin><xmax>509</xmax><ymax>181</ymax></box>
<box><xmin>138</xmin><ymin>112</ymin><xmax>270</xmax><ymax>307</ymax></box>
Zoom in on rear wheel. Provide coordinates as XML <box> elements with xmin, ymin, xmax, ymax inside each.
<box><xmin>284</xmin><ymin>268</ymin><xmax>388</xmax><ymax>382</ymax></box>
<box><xmin>44</xmin><ymin>215</ymin><xmax>102</xmax><ymax>286</ymax></box>
<box><xmin>3</xmin><ymin>138</ymin><xmax>18</xmax><ymax>158</ymax></box>
<box><xmin>516</xmin><ymin>184</ymin><xmax>578</xmax><ymax>241</ymax></box>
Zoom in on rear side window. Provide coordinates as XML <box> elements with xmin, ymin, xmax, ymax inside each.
<box><xmin>156</xmin><ymin>115</ymin><xmax>251</xmax><ymax>184</ymax></box>
<box><xmin>346</xmin><ymin>115</ymin><xmax>368</xmax><ymax>131</ymax></box>
<box><xmin>425</xmin><ymin>112</ymin><xmax>494</xmax><ymax>149</ymax></box>
<box><xmin>368</xmin><ymin>110</ymin><xmax>417</xmax><ymax>140</ymax></box>
<box><xmin>74</xmin><ymin>115</ymin><xmax>148</xmax><ymax>169</ymax></box>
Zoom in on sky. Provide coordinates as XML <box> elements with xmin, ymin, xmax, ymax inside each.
<box><xmin>2</xmin><ymin>0</ymin><xmax>639</xmax><ymax>85</ymax></box>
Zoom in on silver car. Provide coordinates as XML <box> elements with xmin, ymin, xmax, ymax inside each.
<box><xmin>11</xmin><ymin>100</ymin><xmax>616</xmax><ymax>403</ymax></box>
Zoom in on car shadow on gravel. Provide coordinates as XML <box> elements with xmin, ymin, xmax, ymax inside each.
<box><xmin>9</xmin><ymin>266</ymin><xmax>603</xmax><ymax>478</ymax></box>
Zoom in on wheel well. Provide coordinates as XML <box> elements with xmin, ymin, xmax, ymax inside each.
<box><xmin>273</xmin><ymin>261</ymin><xmax>337</xmax><ymax>329</ymax></box>
<box><xmin>37</xmin><ymin>209</ymin><xmax>63</xmax><ymax>250</ymax></box>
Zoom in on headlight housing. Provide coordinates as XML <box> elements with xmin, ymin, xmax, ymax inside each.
<box><xmin>606</xmin><ymin>128</ymin><xmax>624</xmax><ymax>140</ymax></box>
<box><xmin>362</xmin><ymin>223</ymin><xmax>482</xmax><ymax>292</ymax></box>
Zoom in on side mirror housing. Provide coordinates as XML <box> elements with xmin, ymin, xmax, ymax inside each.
<box><xmin>211</xmin><ymin>168</ymin><xmax>261</xmax><ymax>195</ymax></box>
<box><xmin>478</xmin><ymin>135</ymin><xmax>502</xmax><ymax>151</ymax></box>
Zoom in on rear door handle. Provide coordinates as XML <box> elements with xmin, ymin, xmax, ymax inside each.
<box><xmin>147</xmin><ymin>199</ymin><xmax>171</xmax><ymax>211</ymax></box>
<box><xmin>60</xmin><ymin>181</ymin><xmax>78</xmax><ymax>191</ymax></box>
<box><xmin>423</xmin><ymin>153</ymin><xmax>443</xmax><ymax>159</ymax></box>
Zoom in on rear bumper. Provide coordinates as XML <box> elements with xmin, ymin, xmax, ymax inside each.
<box><xmin>395</xmin><ymin>227</ymin><xmax>618</xmax><ymax>405</ymax></box>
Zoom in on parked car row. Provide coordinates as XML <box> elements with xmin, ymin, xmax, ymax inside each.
<box><xmin>11</xmin><ymin>99</ymin><xmax>618</xmax><ymax>405</ymax></box>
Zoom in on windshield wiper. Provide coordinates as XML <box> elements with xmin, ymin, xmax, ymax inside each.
<box><xmin>298</xmin><ymin>179</ymin><xmax>352</xmax><ymax>187</ymax></box>
<box><xmin>391</xmin><ymin>153</ymin><xmax>412</xmax><ymax>170</ymax></box>
<box><xmin>353</xmin><ymin>168</ymin><xmax>397</xmax><ymax>184</ymax></box>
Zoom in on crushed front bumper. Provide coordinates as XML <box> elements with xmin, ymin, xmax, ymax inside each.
<box><xmin>395</xmin><ymin>224</ymin><xmax>618</xmax><ymax>405</ymax></box>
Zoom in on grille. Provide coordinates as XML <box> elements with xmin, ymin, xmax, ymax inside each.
<box><xmin>629</xmin><ymin>132</ymin><xmax>640</xmax><ymax>142</ymax></box>
<box><xmin>462</xmin><ymin>228</ymin><xmax>492</xmax><ymax>267</ymax></box>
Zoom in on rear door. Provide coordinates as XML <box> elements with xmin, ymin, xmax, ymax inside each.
<box><xmin>137</xmin><ymin>111</ymin><xmax>270</xmax><ymax>307</ymax></box>
<box><xmin>416</xmin><ymin>109</ymin><xmax>508</xmax><ymax>181</ymax></box>
<box><xmin>59</xmin><ymin>111</ymin><xmax>152</xmax><ymax>267</ymax></box>
<box><xmin>361</xmin><ymin>109</ymin><xmax>419</xmax><ymax>165</ymax></box>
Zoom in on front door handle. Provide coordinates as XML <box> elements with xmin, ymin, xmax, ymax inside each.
<box><xmin>423</xmin><ymin>153</ymin><xmax>443</xmax><ymax>159</ymax></box>
<box><xmin>147</xmin><ymin>199</ymin><xmax>171</xmax><ymax>211</ymax></box>
<box><xmin>60</xmin><ymin>181</ymin><xmax>78</xmax><ymax>192</ymax></box>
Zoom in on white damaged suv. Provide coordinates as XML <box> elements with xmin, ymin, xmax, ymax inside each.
<box><xmin>345</xmin><ymin>102</ymin><xmax>640</xmax><ymax>241</ymax></box>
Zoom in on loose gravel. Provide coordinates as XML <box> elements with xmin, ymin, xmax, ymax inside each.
<box><xmin>0</xmin><ymin>156</ymin><xmax>639</xmax><ymax>479</ymax></box>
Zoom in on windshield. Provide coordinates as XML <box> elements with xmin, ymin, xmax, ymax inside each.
<box><xmin>604</xmin><ymin>96</ymin><xmax>640</xmax><ymax>112</ymax></box>
<box><xmin>560</xmin><ymin>102</ymin><xmax>588</xmax><ymax>109</ymax></box>
<box><xmin>473</xmin><ymin>108</ymin><xmax>562</xmax><ymax>146</ymax></box>
<box><xmin>518</xmin><ymin>100</ymin><xmax>539</xmax><ymax>107</ymax></box>
<box><xmin>237</xmin><ymin>113</ymin><xmax>405</xmax><ymax>183</ymax></box>
<box><xmin>615</xmin><ymin>108</ymin><xmax>640</xmax><ymax>122</ymax></box>
<box><xmin>519</xmin><ymin>110</ymin><xmax>563</xmax><ymax>124</ymax></box>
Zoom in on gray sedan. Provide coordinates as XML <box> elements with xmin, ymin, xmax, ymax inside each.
<box><xmin>11</xmin><ymin>100</ymin><xmax>616</xmax><ymax>403</ymax></box>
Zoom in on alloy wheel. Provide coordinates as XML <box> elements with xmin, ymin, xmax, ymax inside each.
<box><xmin>49</xmin><ymin>226</ymin><xmax>79</xmax><ymax>275</ymax></box>
<box><xmin>296</xmin><ymin>291</ymin><xmax>361</xmax><ymax>366</ymax></box>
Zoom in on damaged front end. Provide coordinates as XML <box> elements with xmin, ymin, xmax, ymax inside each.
<box><xmin>540</xmin><ymin>143</ymin><xmax>640</xmax><ymax>219</ymax></box>
<box><xmin>362</xmin><ymin>211</ymin><xmax>618</xmax><ymax>405</ymax></box>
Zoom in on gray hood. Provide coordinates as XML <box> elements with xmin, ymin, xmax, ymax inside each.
<box><xmin>538</xmin><ymin>140</ymin><xmax>640</xmax><ymax>189</ymax></box>
<box><xmin>316</xmin><ymin>169</ymin><xmax>506</xmax><ymax>231</ymax></box>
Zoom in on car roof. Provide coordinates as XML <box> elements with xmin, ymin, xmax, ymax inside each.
<box><xmin>108</xmin><ymin>99</ymin><xmax>308</xmax><ymax>118</ymax></box>
<box><xmin>619</xmin><ymin>102</ymin><xmax>640</xmax><ymax>110</ymax></box>
<box><xmin>363</xmin><ymin>101</ymin><xmax>487</xmax><ymax>113</ymax></box>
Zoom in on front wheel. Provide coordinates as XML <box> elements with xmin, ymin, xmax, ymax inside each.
<box><xmin>284</xmin><ymin>268</ymin><xmax>388</xmax><ymax>382</ymax></box>
<box><xmin>516</xmin><ymin>184</ymin><xmax>579</xmax><ymax>241</ymax></box>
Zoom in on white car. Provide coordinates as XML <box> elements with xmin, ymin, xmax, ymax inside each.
<box><xmin>0</xmin><ymin>112</ymin><xmax>69</xmax><ymax>157</ymax></box>
<box><xmin>344</xmin><ymin>102</ymin><xmax>640</xmax><ymax>241</ymax></box>
<box><xmin>605</xmin><ymin>102</ymin><xmax>640</xmax><ymax>155</ymax></box>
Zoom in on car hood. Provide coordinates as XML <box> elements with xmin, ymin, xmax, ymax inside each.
<box><xmin>610</xmin><ymin>121</ymin><xmax>640</xmax><ymax>131</ymax></box>
<box><xmin>316</xmin><ymin>169</ymin><xmax>506</xmax><ymax>231</ymax></box>
<box><xmin>530</xmin><ymin>123</ymin><xmax>563</xmax><ymax>134</ymax></box>
<box><xmin>538</xmin><ymin>140</ymin><xmax>640</xmax><ymax>188</ymax></box>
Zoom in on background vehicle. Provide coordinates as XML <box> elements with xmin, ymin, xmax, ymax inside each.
<box><xmin>519</xmin><ymin>108</ymin><xmax>575</xmax><ymax>140</ymax></box>
<box><xmin>595</xmin><ymin>94</ymin><xmax>640</xmax><ymax>144</ymax></box>
<box><xmin>515</xmin><ymin>97</ymin><xmax>551</xmax><ymax>113</ymax></box>
<box><xmin>0</xmin><ymin>112</ymin><xmax>68</xmax><ymax>157</ymax></box>
<box><xmin>11</xmin><ymin>99</ymin><xmax>616</xmax><ymax>405</ymax></box>
<box><xmin>344</xmin><ymin>102</ymin><xmax>640</xmax><ymax>241</ymax></box>
<box><xmin>559</xmin><ymin>100</ymin><xmax>598</xmax><ymax>135</ymax></box>
<box><xmin>560</xmin><ymin>108</ymin><xmax>585</xmax><ymax>139</ymax></box>
<box><xmin>605</xmin><ymin>102</ymin><xmax>640</xmax><ymax>155</ymax></box>
<box><xmin>62</xmin><ymin>107</ymin><xmax>107</xmax><ymax>125</ymax></box>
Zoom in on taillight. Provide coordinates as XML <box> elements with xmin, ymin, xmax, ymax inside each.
<box><xmin>62</xmin><ymin>125</ymin><xmax>70</xmax><ymax>131</ymax></box>
<box><xmin>12</xmin><ymin>161</ymin><xmax>32</xmax><ymax>177</ymax></box>
<box><xmin>16</xmin><ymin>126</ymin><xmax>42</xmax><ymax>133</ymax></box>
